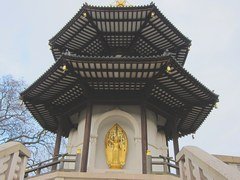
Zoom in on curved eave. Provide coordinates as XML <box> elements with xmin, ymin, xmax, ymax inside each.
<box><xmin>21</xmin><ymin>55</ymin><xmax>218</xmax><ymax>138</ymax></box>
<box><xmin>49</xmin><ymin>3</ymin><xmax>191</xmax><ymax>66</ymax></box>
<box><xmin>48</xmin><ymin>3</ymin><xmax>154</xmax><ymax>46</ymax></box>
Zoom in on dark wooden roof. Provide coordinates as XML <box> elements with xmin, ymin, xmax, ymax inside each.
<box><xmin>21</xmin><ymin>54</ymin><xmax>218</xmax><ymax>138</ymax></box>
<box><xmin>21</xmin><ymin>3</ymin><xmax>217</xmax><ymax>138</ymax></box>
<box><xmin>49</xmin><ymin>3</ymin><xmax>191</xmax><ymax>66</ymax></box>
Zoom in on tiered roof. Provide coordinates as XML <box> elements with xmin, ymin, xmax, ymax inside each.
<box><xmin>49</xmin><ymin>3</ymin><xmax>191</xmax><ymax>66</ymax></box>
<box><xmin>21</xmin><ymin>3</ymin><xmax>218</xmax><ymax>138</ymax></box>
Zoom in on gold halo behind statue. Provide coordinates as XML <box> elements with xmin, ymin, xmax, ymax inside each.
<box><xmin>105</xmin><ymin>123</ymin><xmax>128</xmax><ymax>169</ymax></box>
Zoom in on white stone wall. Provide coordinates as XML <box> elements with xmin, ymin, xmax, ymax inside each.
<box><xmin>146</xmin><ymin>109</ymin><xmax>167</xmax><ymax>157</ymax></box>
<box><xmin>67</xmin><ymin>109</ymin><xmax>86</xmax><ymax>154</ymax></box>
<box><xmin>67</xmin><ymin>105</ymin><xmax>168</xmax><ymax>173</ymax></box>
<box><xmin>90</xmin><ymin>106</ymin><xmax>142</xmax><ymax>173</ymax></box>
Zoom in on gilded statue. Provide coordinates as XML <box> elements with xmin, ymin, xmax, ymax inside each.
<box><xmin>105</xmin><ymin>123</ymin><xmax>128</xmax><ymax>169</ymax></box>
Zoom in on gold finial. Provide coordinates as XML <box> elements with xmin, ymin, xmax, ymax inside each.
<box><xmin>77</xmin><ymin>148</ymin><xmax>81</xmax><ymax>154</ymax></box>
<box><xmin>62</xmin><ymin>64</ymin><xmax>68</xmax><ymax>73</ymax></box>
<box><xmin>151</xmin><ymin>12</ymin><xmax>155</xmax><ymax>17</ymax></box>
<box><xmin>116</xmin><ymin>0</ymin><xmax>126</xmax><ymax>7</ymax></box>
<box><xmin>166</xmin><ymin>66</ymin><xmax>172</xmax><ymax>74</ymax></box>
<box><xmin>83</xmin><ymin>12</ymin><xmax>87</xmax><ymax>17</ymax></box>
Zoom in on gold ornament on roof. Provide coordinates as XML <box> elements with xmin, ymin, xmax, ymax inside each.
<box><xmin>83</xmin><ymin>12</ymin><xmax>87</xmax><ymax>17</ymax></box>
<box><xmin>151</xmin><ymin>12</ymin><xmax>155</xmax><ymax>17</ymax></box>
<box><xmin>166</xmin><ymin>66</ymin><xmax>172</xmax><ymax>74</ymax></box>
<box><xmin>116</xmin><ymin>0</ymin><xmax>126</xmax><ymax>7</ymax></box>
<box><xmin>105</xmin><ymin>123</ymin><xmax>128</xmax><ymax>169</ymax></box>
<box><xmin>62</xmin><ymin>64</ymin><xmax>68</xmax><ymax>73</ymax></box>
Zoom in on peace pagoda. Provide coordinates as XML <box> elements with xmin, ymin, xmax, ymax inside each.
<box><xmin>1</xmin><ymin>1</ymin><xmax>237</xmax><ymax>180</ymax></box>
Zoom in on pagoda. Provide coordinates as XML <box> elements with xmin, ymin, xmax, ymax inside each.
<box><xmin>21</xmin><ymin>1</ymin><xmax>218</xmax><ymax>174</ymax></box>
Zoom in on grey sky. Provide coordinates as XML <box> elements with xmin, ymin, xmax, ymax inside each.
<box><xmin>0</xmin><ymin>0</ymin><xmax>239</xmax><ymax>156</ymax></box>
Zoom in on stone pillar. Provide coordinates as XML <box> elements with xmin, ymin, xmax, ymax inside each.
<box><xmin>134</xmin><ymin>137</ymin><xmax>142</xmax><ymax>173</ymax></box>
<box><xmin>75</xmin><ymin>148</ymin><xmax>82</xmax><ymax>172</ymax></box>
<box><xmin>0</xmin><ymin>142</ymin><xmax>30</xmax><ymax>179</ymax></box>
<box><xmin>141</xmin><ymin>104</ymin><xmax>148</xmax><ymax>174</ymax></box>
<box><xmin>81</xmin><ymin>103</ymin><xmax>93</xmax><ymax>172</ymax></box>
<box><xmin>88</xmin><ymin>135</ymin><xmax>97</xmax><ymax>171</ymax></box>
<box><xmin>146</xmin><ymin>154</ymin><xmax>152</xmax><ymax>174</ymax></box>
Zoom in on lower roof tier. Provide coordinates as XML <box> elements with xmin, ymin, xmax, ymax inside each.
<box><xmin>21</xmin><ymin>55</ymin><xmax>218</xmax><ymax>138</ymax></box>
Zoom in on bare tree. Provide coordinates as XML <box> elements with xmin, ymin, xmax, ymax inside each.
<box><xmin>0</xmin><ymin>75</ymin><xmax>57</xmax><ymax>164</ymax></box>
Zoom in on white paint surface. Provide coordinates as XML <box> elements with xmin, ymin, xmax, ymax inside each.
<box><xmin>67</xmin><ymin>105</ymin><xmax>168</xmax><ymax>173</ymax></box>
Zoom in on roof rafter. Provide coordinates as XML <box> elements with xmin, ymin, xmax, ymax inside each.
<box><xmin>127</xmin><ymin>6</ymin><xmax>155</xmax><ymax>50</ymax></box>
<box><xmin>84</xmin><ymin>9</ymin><xmax>110</xmax><ymax>51</ymax></box>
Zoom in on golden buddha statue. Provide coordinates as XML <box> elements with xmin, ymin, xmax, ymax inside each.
<box><xmin>105</xmin><ymin>124</ymin><xmax>128</xmax><ymax>169</ymax></box>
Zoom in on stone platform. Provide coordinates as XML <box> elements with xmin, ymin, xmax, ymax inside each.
<box><xmin>26</xmin><ymin>172</ymin><xmax>180</xmax><ymax>180</ymax></box>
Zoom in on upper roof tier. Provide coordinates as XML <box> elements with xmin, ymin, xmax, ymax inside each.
<box><xmin>49</xmin><ymin>3</ymin><xmax>191</xmax><ymax>66</ymax></box>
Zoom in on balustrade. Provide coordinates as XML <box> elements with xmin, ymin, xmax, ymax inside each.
<box><xmin>176</xmin><ymin>146</ymin><xmax>240</xmax><ymax>180</ymax></box>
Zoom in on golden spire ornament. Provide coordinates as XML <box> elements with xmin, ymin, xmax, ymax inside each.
<box><xmin>116</xmin><ymin>0</ymin><xmax>126</xmax><ymax>7</ymax></box>
<box><xmin>62</xmin><ymin>64</ymin><xmax>68</xmax><ymax>73</ymax></box>
<box><xmin>166</xmin><ymin>66</ymin><xmax>172</xmax><ymax>74</ymax></box>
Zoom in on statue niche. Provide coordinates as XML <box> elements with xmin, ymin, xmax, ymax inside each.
<box><xmin>105</xmin><ymin>123</ymin><xmax>128</xmax><ymax>169</ymax></box>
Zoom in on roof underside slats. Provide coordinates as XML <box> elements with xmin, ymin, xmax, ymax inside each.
<box><xmin>22</xmin><ymin>4</ymin><xmax>217</xmax><ymax>138</ymax></box>
<box><xmin>21</xmin><ymin>55</ymin><xmax>218</xmax><ymax>138</ymax></box>
<box><xmin>49</xmin><ymin>4</ymin><xmax>191</xmax><ymax>66</ymax></box>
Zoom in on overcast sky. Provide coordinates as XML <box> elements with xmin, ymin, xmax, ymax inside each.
<box><xmin>0</xmin><ymin>0</ymin><xmax>239</xmax><ymax>156</ymax></box>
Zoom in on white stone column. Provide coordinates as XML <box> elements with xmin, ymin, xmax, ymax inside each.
<box><xmin>88</xmin><ymin>135</ymin><xmax>98</xmax><ymax>171</ymax></box>
<box><xmin>134</xmin><ymin>137</ymin><xmax>142</xmax><ymax>173</ymax></box>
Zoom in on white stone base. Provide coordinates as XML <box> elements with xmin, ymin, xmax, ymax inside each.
<box><xmin>67</xmin><ymin>105</ymin><xmax>168</xmax><ymax>173</ymax></box>
<box><xmin>26</xmin><ymin>171</ymin><xmax>180</xmax><ymax>180</ymax></box>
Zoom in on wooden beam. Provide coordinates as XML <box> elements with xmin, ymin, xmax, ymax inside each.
<box><xmin>141</xmin><ymin>104</ymin><xmax>148</xmax><ymax>174</ymax></box>
<box><xmin>166</xmin><ymin>139</ymin><xmax>169</xmax><ymax>157</ymax></box>
<box><xmin>85</xmin><ymin>11</ymin><xmax>110</xmax><ymax>51</ymax></box>
<box><xmin>80</xmin><ymin>103</ymin><xmax>93</xmax><ymax>172</ymax></box>
<box><xmin>172</xmin><ymin>119</ymin><xmax>180</xmax><ymax>175</ymax></box>
<box><xmin>172</xmin><ymin>119</ymin><xmax>179</xmax><ymax>159</ymax></box>
<box><xmin>166</xmin><ymin>139</ymin><xmax>171</xmax><ymax>172</ymax></box>
<box><xmin>53</xmin><ymin>124</ymin><xmax>62</xmax><ymax>157</ymax></box>
<box><xmin>146</xmin><ymin>101</ymin><xmax>176</xmax><ymax>120</ymax></box>
<box><xmin>52</xmin><ymin>124</ymin><xmax>62</xmax><ymax>170</ymax></box>
<box><xmin>128</xmin><ymin>7</ymin><xmax>155</xmax><ymax>50</ymax></box>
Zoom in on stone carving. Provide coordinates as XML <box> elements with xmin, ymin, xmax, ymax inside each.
<box><xmin>0</xmin><ymin>142</ymin><xmax>30</xmax><ymax>180</ymax></box>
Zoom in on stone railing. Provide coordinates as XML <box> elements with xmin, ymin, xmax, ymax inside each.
<box><xmin>176</xmin><ymin>146</ymin><xmax>240</xmax><ymax>180</ymax></box>
<box><xmin>146</xmin><ymin>154</ymin><xmax>179</xmax><ymax>175</ymax></box>
<box><xmin>0</xmin><ymin>141</ymin><xmax>30</xmax><ymax>180</ymax></box>
<box><xmin>25</xmin><ymin>153</ymin><xmax>81</xmax><ymax>177</ymax></box>
<box><xmin>214</xmin><ymin>154</ymin><xmax>240</xmax><ymax>172</ymax></box>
